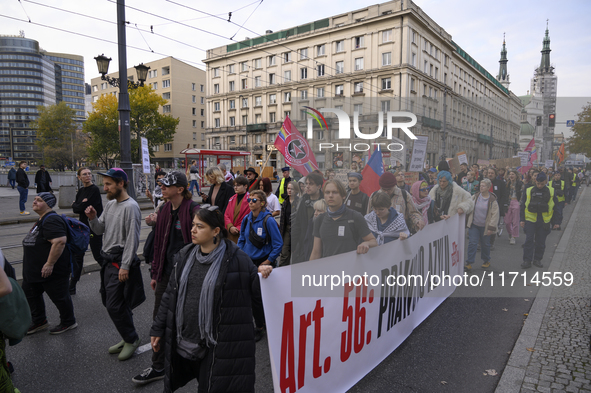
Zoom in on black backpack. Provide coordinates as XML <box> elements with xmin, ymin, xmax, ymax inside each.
<box><xmin>244</xmin><ymin>214</ymin><xmax>272</xmax><ymax>249</ymax></box>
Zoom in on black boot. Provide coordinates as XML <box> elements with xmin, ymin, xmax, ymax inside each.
<box><xmin>520</xmin><ymin>260</ymin><xmax>532</xmax><ymax>269</ymax></box>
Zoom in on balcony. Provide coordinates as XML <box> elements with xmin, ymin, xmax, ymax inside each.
<box><xmin>421</xmin><ymin>116</ymin><xmax>441</xmax><ymax>130</ymax></box>
<box><xmin>246</xmin><ymin>123</ymin><xmax>268</xmax><ymax>133</ymax></box>
<box><xmin>477</xmin><ymin>134</ymin><xmax>492</xmax><ymax>144</ymax></box>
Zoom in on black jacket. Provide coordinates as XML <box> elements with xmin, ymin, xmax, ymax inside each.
<box><xmin>34</xmin><ymin>170</ymin><xmax>52</xmax><ymax>193</ymax></box>
<box><xmin>490</xmin><ymin>178</ymin><xmax>507</xmax><ymax>214</ymax></box>
<box><xmin>291</xmin><ymin>191</ymin><xmax>323</xmax><ymax>263</ymax></box>
<box><xmin>150</xmin><ymin>239</ymin><xmax>262</xmax><ymax>393</ymax></box>
<box><xmin>72</xmin><ymin>184</ymin><xmax>103</xmax><ymax>227</ymax></box>
<box><xmin>16</xmin><ymin>168</ymin><xmax>29</xmax><ymax>188</ymax></box>
<box><xmin>204</xmin><ymin>182</ymin><xmax>235</xmax><ymax>216</ymax></box>
<box><xmin>507</xmin><ymin>180</ymin><xmax>523</xmax><ymax>203</ymax></box>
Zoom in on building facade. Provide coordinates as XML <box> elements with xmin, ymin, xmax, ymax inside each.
<box><xmin>89</xmin><ymin>56</ymin><xmax>206</xmax><ymax>168</ymax></box>
<box><xmin>203</xmin><ymin>0</ymin><xmax>521</xmax><ymax>171</ymax></box>
<box><xmin>0</xmin><ymin>35</ymin><xmax>62</xmax><ymax>162</ymax></box>
<box><xmin>43</xmin><ymin>52</ymin><xmax>85</xmax><ymax>124</ymax></box>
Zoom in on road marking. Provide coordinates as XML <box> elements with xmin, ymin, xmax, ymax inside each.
<box><xmin>135</xmin><ymin>343</ymin><xmax>152</xmax><ymax>355</ymax></box>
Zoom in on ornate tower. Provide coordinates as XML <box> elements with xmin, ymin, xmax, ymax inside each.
<box><xmin>497</xmin><ymin>34</ymin><xmax>510</xmax><ymax>89</ymax></box>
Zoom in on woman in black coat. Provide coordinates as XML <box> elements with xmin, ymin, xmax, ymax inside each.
<box><xmin>150</xmin><ymin>206</ymin><xmax>272</xmax><ymax>393</ymax></box>
<box><xmin>200</xmin><ymin>167</ymin><xmax>234</xmax><ymax>215</ymax></box>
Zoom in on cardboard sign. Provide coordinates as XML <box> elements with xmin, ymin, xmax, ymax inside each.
<box><xmin>404</xmin><ymin>172</ymin><xmax>419</xmax><ymax>186</ymax></box>
<box><xmin>517</xmin><ymin>152</ymin><xmax>529</xmax><ymax>167</ymax></box>
<box><xmin>447</xmin><ymin>157</ymin><xmax>461</xmax><ymax>175</ymax></box>
<box><xmin>476</xmin><ymin>159</ymin><xmax>490</xmax><ymax>167</ymax></box>
<box><xmin>545</xmin><ymin>160</ymin><xmax>554</xmax><ymax>168</ymax></box>
<box><xmin>490</xmin><ymin>157</ymin><xmax>521</xmax><ymax>169</ymax></box>
<box><xmin>456</xmin><ymin>151</ymin><xmax>468</xmax><ymax>165</ymax></box>
<box><xmin>409</xmin><ymin>136</ymin><xmax>428</xmax><ymax>172</ymax></box>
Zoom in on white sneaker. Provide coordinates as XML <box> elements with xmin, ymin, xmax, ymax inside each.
<box><xmin>509</xmin><ymin>237</ymin><xmax>516</xmax><ymax>245</ymax></box>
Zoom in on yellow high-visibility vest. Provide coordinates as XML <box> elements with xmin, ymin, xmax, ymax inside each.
<box><xmin>525</xmin><ymin>186</ymin><xmax>554</xmax><ymax>223</ymax></box>
<box><xmin>550</xmin><ymin>180</ymin><xmax>565</xmax><ymax>202</ymax></box>
<box><xmin>278</xmin><ymin>177</ymin><xmax>287</xmax><ymax>204</ymax></box>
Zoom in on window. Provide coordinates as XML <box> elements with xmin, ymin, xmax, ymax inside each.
<box><xmin>300</xmin><ymin>48</ymin><xmax>308</xmax><ymax>60</ymax></box>
<box><xmin>434</xmin><ymin>90</ymin><xmax>438</xmax><ymax>99</ymax></box>
<box><xmin>152</xmin><ymin>82</ymin><xmax>158</xmax><ymax>90</ymax></box>
<box><xmin>317</xmin><ymin>64</ymin><xmax>325</xmax><ymax>76</ymax></box>
<box><xmin>382</xmin><ymin>29</ymin><xmax>392</xmax><ymax>43</ymax></box>
<box><xmin>241</xmin><ymin>62</ymin><xmax>248</xmax><ymax>72</ymax></box>
<box><xmin>101</xmin><ymin>82</ymin><xmax>107</xmax><ymax>89</ymax></box>
<box><xmin>191</xmin><ymin>83</ymin><xmax>196</xmax><ymax>91</ymax></box>
<box><xmin>214</xmin><ymin>119</ymin><xmax>220</xmax><ymax>128</ymax></box>
<box><xmin>241</xmin><ymin>135</ymin><xmax>247</xmax><ymax>144</ymax></box>
<box><xmin>423</xmin><ymin>84</ymin><xmax>427</xmax><ymax>96</ymax></box>
<box><xmin>230</xmin><ymin>136</ymin><xmax>235</xmax><ymax>144</ymax></box>
<box><xmin>201</xmin><ymin>121</ymin><xmax>205</xmax><ymax>128</ymax></box>
<box><xmin>163</xmin><ymin>92</ymin><xmax>171</xmax><ymax>100</ymax></box>
<box><xmin>336</xmin><ymin>40</ymin><xmax>344</xmax><ymax>52</ymax></box>
<box><xmin>269</xmin><ymin>74</ymin><xmax>275</xmax><ymax>84</ymax></box>
<box><xmin>270</xmin><ymin>112</ymin><xmax>276</xmax><ymax>122</ymax></box>
<box><xmin>162</xmin><ymin>79</ymin><xmax>170</xmax><ymax>88</ymax></box>
<box><xmin>200</xmin><ymin>84</ymin><xmax>204</xmax><ymax>92</ymax></box>
<box><xmin>228</xmin><ymin>64</ymin><xmax>235</xmax><ymax>74</ymax></box>
<box><xmin>284</xmin><ymin>92</ymin><xmax>291</xmax><ymax>102</ymax></box>
<box><xmin>430</xmin><ymin>64</ymin><xmax>433</xmax><ymax>77</ymax></box>
<box><xmin>269</xmin><ymin>94</ymin><xmax>276</xmax><ymax>104</ymax></box>
<box><xmin>300</xmin><ymin>90</ymin><xmax>308</xmax><ymax>99</ymax></box>
<box><xmin>242</xmin><ymin>115</ymin><xmax>248</xmax><ymax>125</ymax></box>
<box><xmin>381</xmin><ymin>100</ymin><xmax>390</xmax><ymax>112</ymax></box>
<box><xmin>284</xmin><ymin>111</ymin><xmax>291</xmax><ymax>119</ymax></box>
<box><xmin>214</xmin><ymin>102</ymin><xmax>220</xmax><ymax>111</ymax></box>
<box><xmin>354</xmin><ymin>36</ymin><xmax>364</xmax><ymax>49</ymax></box>
<box><xmin>164</xmin><ymin>143</ymin><xmax>172</xmax><ymax>151</ymax></box>
<box><xmin>284</xmin><ymin>70</ymin><xmax>291</xmax><ymax>82</ymax></box>
<box><xmin>411</xmin><ymin>52</ymin><xmax>416</xmax><ymax>67</ymax></box>
<box><xmin>284</xmin><ymin>52</ymin><xmax>292</xmax><ymax>63</ymax></box>
<box><xmin>192</xmin><ymin>121</ymin><xmax>197</xmax><ymax>128</ymax></box>
<box><xmin>382</xmin><ymin>52</ymin><xmax>392</xmax><ymax>66</ymax></box>
<box><xmin>354</xmin><ymin>58</ymin><xmax>364</xmax><ymax>71</ymax></box>
<box><xmin>354</xmin><ymin>81</ymin><xmax>363</xmax><ymax>93</ymax></box>
<box><xmin>229</xmin><ymin>100</ymin><xmax>235</xmax><ymax>109</ymax></box>
<box><xmin>412</xmin><ymin>30</ymin><xmax>417</xmax><ymax>44</ymax></box>
<box><xmin>410</xmin><ymin>78</ymin><xmax>415</xmax><ymax>91</ymax></box>
<box><xmin>444</xmin><ymin>73</ymin><xmax>447</xmax><ymax>84</ymax></box>
<box><xmin>254</xmin><ymin>76</ymin><xmax>261</xmax><ymax>87</ymax></box>
<box><xmin>163</xmin><ymin>105</ymin><xmax>171</xmax><ymax>113</ymax></box>
<box><xmin>92</xmin><ymin>85</ymin><xmax>98</xmax><ymax>92</ymax></box>
<box><xmin>316</xmin><ymin>130</ymin><xmax>324</xmax><ymax>140</ymax></box>
<box><xmin>229</xmin><ymin>81</ymin><xmax>235</xmax><ymax>91</ymax></box>
<box><xmin>429</xmin><ymin>87</ymin><xmax>432</xmax><ymax>97</ymax></box>
<box><xmin>241</xmin><ymin>79</ymin><xmax>248</xmax><ymax>89</ymax></box>
<box><xmin>162</xmin><ymin>66</ymin><xmax>170</xmax><ymax>76</ymax></box>
<box><xmin>192</xmin><ymin>108</ymin><xmax>196</xmax><ymax>115</ymax></box>
<box><xmin>354</xmin><ymin>104</ymin><xmax>363</xmax><ymax>115</ymax></box>
<box><xmin>335</xmin><ymin>84</ymin><xmax>344</xmax><ymax>95</ymax></box>
<box><xmin>242</xmin><ymin>98</ymin><xmax>248</xmax><ymax>108</ymax></box>
<box><xmin>254</xmin><ymin>58</ymin><xmax>262</xmax><ymax>69</ymax></box>
<box><xmin>336</xmin><ymin>61</ymin><xmax>344</xmax><ymax>74</ymax></box>
<box><xmin>201</xmin><ymin>109</ymin><xmax>204</xmax><ymax>116</ymax></box>
<box><xmin>153</xmin><ymin>145</ymin><xmax>160</xmax><ymax>152</ymax></box>
<box><xmin>213</xmin><ymin>68</ymin><xmax>220</xmax><ymax>77</ymax></box>
<box><xmin>382</xmin><ymin>77</ymin><xmax>391</xmax><ymax>90</ymax></box>
<box><xmin>255</xmin><ymin>114</ymin><xmax>262</xmax><ymax>123</ymax></box>
<box><xmin>214</xmin><ymin>84</ymin><xmax>219</xmax><ymax>94</ymax></box>
<box><xmin>229</xmin><ymin>116</ymin><xmax>235</xmax><ymax>126</ymax></box>
<box><xmin>255</xmin><ymin>96</ymin><xmax>262</xmax><ymax>106</ymax></box>
<box><xmin>301</xmin><ymin>68</ymin><xmax>308</xmax><ymax>79</ymax></box>
<box><xmin>269</xmin><ymin>55</ymin><xmax>276</xmax><ymax>66</ymax></box>
<box><xmin>317</xmin><ymin>44</ymin><xmax>325</xmax><ymax>56</ymax></box>
<box><xmin>317</xmin><ymin>87</ymin><xmax>324</xmax><ymax>98</ymax></box>
<box><xmin>201</xmin><ymin>97</ymin><xmax>204</xmax><ymax>104</ymax></box>
<box><xmin>255</xmin><ymin>134</ymin><xmax>262</xmax><ymax>143</ymax></box>
<box><xmin>149</xmin><ymin>69</ymin><xmax>157</xmax><ymax>78</ymax></box>
<box><xmin>424</xmin><ymin>60</ymin><xmax>428</xmax><ymax>73</ymax></box>
<box><xmin>435</xmin><ymin>67</ymin><xmax>439</xmax><ymax>80</ymax></box>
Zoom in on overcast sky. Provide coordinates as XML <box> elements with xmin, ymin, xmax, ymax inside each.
<box><xmin>2</xmin><ymin>0</ymin><xmax>589</xmax><ymax>136</ymax></box>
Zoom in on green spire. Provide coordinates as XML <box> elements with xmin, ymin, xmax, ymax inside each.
<box><xmin>539</xmin><ymin>20</ymin><xmax>551</xmax><ymax>72</ymax></box>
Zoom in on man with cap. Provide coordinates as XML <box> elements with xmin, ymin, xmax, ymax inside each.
<box><xmin>22</xmin><ymin>192</ymin><xmax>78</xmax><ymax>335</ymax></box>
<box><xmin>519</xmin><ymin>172</ymin><xmax>559</xmax><ymax>269</ymax></box>
<box><xmin>367</xmin><ymin>172</ymin><xmax>424</xmax><ymax>234</ymax></box>
<box><xmin>345</xmin><ymin>172</ymin><xmax>369</xmax><ymax>215</ymax></box>
<box><xmin>275</xmin><ymin>166</ymin><xmax>291</xmax><ymax>204</ymax></box>
<box><xmin>85</xmin><ymin>168</ymin><xmax>144</xmax><ymax>361</ymax></box>
<box><xmin>244</xmin><ymin>167</ymin><xmax>259</xmax><ymax>191</ymax></box>
<box><xmin>132</xmin><ymin>171</ymin><xmax>199</xmax><ymax>385</ymax></box>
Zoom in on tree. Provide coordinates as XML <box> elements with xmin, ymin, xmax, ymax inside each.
<box><xmin>567</xmin><ymin>102</ymin><xmax>591</xmax><ymax>157</ymax></box>
<box><xmin>31</xmin><ymin>101</ymin><xmax>86</xmax><ymax>170</ymax></box>
<box><xmin>84</xmin><ymin>86</ymin><xmax>179</xmax><ymax>168</ymax></box>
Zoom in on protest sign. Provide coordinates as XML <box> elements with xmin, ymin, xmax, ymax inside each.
<box><xmin>409</xmin><ymin>136</ymin><xmax>428</xmax><ymax>172</ymax></box>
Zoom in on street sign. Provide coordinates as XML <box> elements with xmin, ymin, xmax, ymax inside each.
<box><xmin>566</xmin><ymin>120</ymin><xmax>575</xmax><ymax>127</ymax></box>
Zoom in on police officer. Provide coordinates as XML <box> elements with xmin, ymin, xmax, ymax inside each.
<box><xmin>549</xmin><ymin>171</ymin><xmax>565</xmax><ymax>230</ymax></box>
<box><xmin>275</xmin><ymin>166</ymin><xmax>291</xmax><ymax>204</ymax></box>
<box><xmin>520</xmin><ymin>172</ymin><xmax>559</xmax><ymax>269</ymax></box>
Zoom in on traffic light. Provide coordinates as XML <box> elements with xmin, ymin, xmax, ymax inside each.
<box><xmin>536</xmin><ymin>116</ymin><xmax>542</xmax><ymax>126</ymax></box>
<box><xmin>549</xmin><ymin>114</ymin><xmax>556</xmax><ymax>127</ymax></box>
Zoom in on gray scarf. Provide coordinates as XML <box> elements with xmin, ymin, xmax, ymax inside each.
<box><xmin>176</xmin><ymin>239</ymin><xmax>227</xmax><ymax>348</ymax></box>
<box><xmin>435</xmin><ymin>184</ymin><xmax>453</xmax><ymax>215</ymax></box>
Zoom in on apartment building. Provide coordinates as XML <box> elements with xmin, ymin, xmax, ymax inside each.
<box><xmin>204</xmin><ymin>0</ymin><xmax>522</xmax><ymax>170</ymax></box>
<box><xmin>43</xmin><ymin>51</ymin><xmax>85</xmax><ymax>124</ymax></box>
<box><xmin>90</xmin><ymin>56</ymin><xmax>206</xmax><ymax>168</ymax></box>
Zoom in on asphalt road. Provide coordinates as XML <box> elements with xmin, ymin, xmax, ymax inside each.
<box><xmin>4</xmin><ymin>196</ymin><xmax>577</xmax><ymax>393</ymax></box>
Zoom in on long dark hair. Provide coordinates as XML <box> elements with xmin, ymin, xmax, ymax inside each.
<box><xmin>195</xmin><ymin>207</ymin><xmax>229</xmax><ymax>241</ymax></box>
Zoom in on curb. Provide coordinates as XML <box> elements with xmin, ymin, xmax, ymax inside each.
<box><xmin>494</xmin><ymin>188</ymin><xmax>585</xmax><ymax>393</ymax></box>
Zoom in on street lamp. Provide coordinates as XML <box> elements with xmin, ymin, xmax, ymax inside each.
<box><xmin>94</xmin><ymin>54</ymin><xmax>150</xmax><ymax>89</ymax></box>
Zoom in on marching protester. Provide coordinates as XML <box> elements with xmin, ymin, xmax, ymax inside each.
<box><xmin>310</xmin><ymin>180</ymin><xmax>377</xmax><ymax>260</ymax></box>
<box><xmin>571</xmin><ymin>169</ymin><xmax>580</xmax><ymax>202</ymax></box>
<box><xmin>238</xmin><ymin>190</ymin><xmax>283</xmax><ymax>268</ymax></box>
<box><xmin>367</xmin><ymin>172</ymin><xmax>424</xmax><ymax>235</ymax></box>
<box><xmin>22</xmin><ymin>193</ymin><xmax>77</xmax><ymax>335</ymax></box>
<box><xmin>149</xmin><ymin>207</ymin><xmax>271</xmax><ymax>393</ymax></box>
<box><xmin>7</xmin><ymin>165</ymin><xmax>16</xmax><ymax>189</ymax></box>
<box><xmin>564</xmin><ymin>168</ymin><xmax>574</xmax><ymax>204</ymax></box>
<box><xmin>70</xmin><ymin>168</ymin><xmax>104</xmax><ymax>295</ymax></box>
<box><xmin>224</xmin><ymin>176</ymin><xmax>251</xmax><ymax>243</ymax></box>
<box><xmin>133</xmin><ymin>171</ymin><xmax>200</xmax><ymax>386</ymax></box>
<box><xmin>16</xmin><ymin>161</ymin><xmax>29</xmax><ymax>215</ymax></box>
<box><xmin>520</xmin><ymin>172</ymin><xmax>559</xmax><ymax>269</ymax></box>
<box><xmin>462</xmin><ymin>171</ymin><xmax>480</xmax><ymax>196</ymax></box>
<box><xmin>278</xmin><ymin>180</ymin><xmax>300</xmax><ymax>267</ymax></box>
<box><xmin>244</xmin><ymin>167</ymin><xmax>259</xmax><ymax>191</ymax></box>
<box><xmin>200</xmin><ymin>167</ymin><xmax>234</xmax><ymax>215</ymax></box>
<box><xmin>218</xmin><ymin>163</ymin><xmax>234</xmax><ymax>187</ymax></box>
<box><xmin>292</xmin><ymin>172</ymin><xmax>324</xmax><ymax>263</ymax></box>
<box><xmin>455</xmin><ymin>163</ymin><xmax>469</xmax><ymax>186</ymax></box>
<box><xmin>429</xmin><ymin>171</ymin><xmax>474</xmax><ymax>221</ymax></box>
<box><xmin>146</xmin><ymin>171</ymin><xmax>167</xmax><ymax>210</ymax></box>
<box><xmin>259</xmin><ymin>177</ymin><xmax>281</xmax><ymax>217</ymax></box>
<box><xmin>504</xmin><ymin>170</ymin><xmax>523</xmax><ymax>245</ymax></box>
<box><xmin>549</xmin><ymin>171</ymin><xmax>566</xmax><ymax>230</ymax></box>
<box><xmin>410</xmin><ymin>180</ymin><xmax>435</xmax><ymax>227</ymax></box>
<box><xmin>465</xmin><ymin>179</ymin><xmax>499</xmax><ymax>270</ymax></box>
<box><xmin>187</xmin><ymin>160</ymin><xmax>201</xmax><ymax>196</ymax></box>
<box><xmin>395</xmin><ymin>171</ymin><xmax>411</xmax><ymax>193</ymax></box>
<box><xmin>365</xmin><ymin>191</ymin><xmax>409</xmax><ymax>245</ymax></box>
<box><xmin>300</xmin><ymin>199</ymin><xmax>328</xmax><ymax>266</ymax></box>
<box><xmin>471</xmin><ymin>164</ymin><xmax>483</xmax><ymax>182</ymax></box>
<box><xmin>34</xmin><ymin>165</ymin><xmax>52</xmax><ymax>194</ymax></box>
<box><xmin>275</xmin><ymin>166</ymin><xmax>291</xmax><ymax>204</ymax></box>
<box><xmin>86</xmin><ymin>168</ymin><xmax>144</xmax><ymax>361</ymax></box>
<box><xmin>486</xmin><ymin>167</ymin><xmax>506</xmax><ymax>249</ymax></box>
<box><xmin>344</xmin><ymin>172</ymin><xmax>369</xmax><ymax>215</ymax></box>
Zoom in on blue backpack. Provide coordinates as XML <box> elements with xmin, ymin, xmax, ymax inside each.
<box><xmin>40</xmin><ymin>213</ymin><xmax>90</xmax><ymax>255</ymax></box>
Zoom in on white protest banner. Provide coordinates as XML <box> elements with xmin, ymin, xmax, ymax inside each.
<box><xmin>545</xmin><ymin>160</ymin><xmax>554</xmax><ymax>168</ymax></box>
<box><xmin>261</xmin><ymin>215</ymin><xmax>465</xmax><ymax>393</ymax></box>
<box><xmin>456</xmin><ymin>151</ymin><xmax>468</xmax><ymax>165</ymax></box>
<box><xmin>518</xmin><ymin>152</ymin><xmax>529</xmax><ymax>167</ymax></box>
<box><xmin>409</xmin><ymin>136</ymin><xmax>428</xmax><ymax>172</ymax></box>
<box><xmin>141</xmin><ymin>137</ymin><xmax>151</xmax><ymax>174</ymax></box>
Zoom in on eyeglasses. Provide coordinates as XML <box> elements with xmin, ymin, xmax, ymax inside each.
<box><xmin>247</xmin><ymin>198</ymin><xmax>259</xmax><ymax>203</ymax></box>
<box><xmin>200</xmin><ymin>204</ymin><xmax>219</xmax><ymax>211</ymax></box>
<box><xmin>419</xmin><ymin>188</ymin><xmax>429</xmax><ymax>192</ymax></box>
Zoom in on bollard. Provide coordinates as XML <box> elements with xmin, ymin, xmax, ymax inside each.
<box><xmin>58</xmin><ymin>185</ymin><xmax>77</xmax><ymax>209</ymax></box>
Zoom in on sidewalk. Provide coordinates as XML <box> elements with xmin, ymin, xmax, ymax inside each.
<box><xmin>496</xmin><ymin>186</ymin><xmax>591</xmax><ymax>393</ymax></box>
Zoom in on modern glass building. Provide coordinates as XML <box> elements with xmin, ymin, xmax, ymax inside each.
<box><xmin>43</xmin><ymin>52</ymin><xmax>85</xmax><ymax>123</ymax></box>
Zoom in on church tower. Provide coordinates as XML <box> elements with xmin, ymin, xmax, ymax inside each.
<box><xmin>497</xmin><ymin>34</ymin><xmax>510</xmax><ymax>89</ymax></box>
